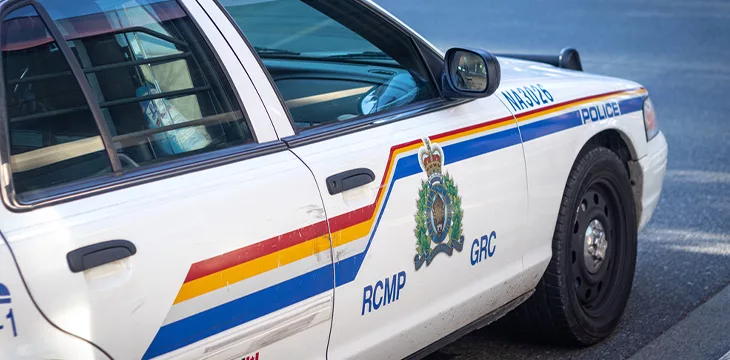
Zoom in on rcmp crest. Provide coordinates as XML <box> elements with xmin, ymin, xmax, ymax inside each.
<box><xmin>414</xmin><ymin>137</ymin><xmax>464</xmax><ymax>270</ymax></box>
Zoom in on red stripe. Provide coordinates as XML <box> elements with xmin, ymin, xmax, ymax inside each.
<box><xmin>183</xmin><ymin>220</ymin><xmax>329</xmax><ymax>283</ymax></box>
<box><xmin>432</xmin><ymin>115</ymin><xmax>514</xmax><ymax>141</ymax></box>
<box><xmin>328</xmin><ymin>204</ymin><xmax>375</xmax><ymax>232</ymax></box>
<box><xmin>514</xmin><ymin>88</ymin><xmax>642</xmax><ymax>119</ymax></box>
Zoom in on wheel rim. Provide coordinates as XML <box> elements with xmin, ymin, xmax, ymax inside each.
<box><xmin>570</xmin><ymin>179</ymin><xmax>624</xmax><ymax>316</ymax></box>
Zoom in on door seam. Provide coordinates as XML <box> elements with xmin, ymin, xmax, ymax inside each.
<box><xmin>287</xmin><ymin>149</ymin><xmax>336</xmax><ymax>360</ymax></box>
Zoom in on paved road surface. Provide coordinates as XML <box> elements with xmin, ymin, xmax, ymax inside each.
<box><xmin>374</xmin><ymin>0</ymin><xmax>730</xmax><ymax>359</ymax></box>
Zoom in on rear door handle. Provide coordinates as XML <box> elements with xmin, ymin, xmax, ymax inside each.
<box><xmin>67</xmin><ymin>240</ymin><xmax>137</xmax><ymax>273</ymax></box>
<box><xmin>326</xmin><ymin>168</ymin><xmax>376</xmax><ymax>195</ymax></box>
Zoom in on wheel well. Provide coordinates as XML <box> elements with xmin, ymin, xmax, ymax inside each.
<box><xmin>580</xmin><ymin>130</ymin><xmax>643</xmax><ymax>226</ymax></box>
<box><xmin>583</xmin><ymin>130</ymin><xmax>634</xmax><ymax>164</ymax></box>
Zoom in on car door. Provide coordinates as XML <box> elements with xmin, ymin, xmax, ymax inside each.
<box><xmin>207</xmin><ymin>0</ymin><xmax>531</xmax><ymax>358</ymax></box>
<box><xmin>0</xmin><ymin>0</ymin><xmax>332</xmax><ymax>359</ymax></box>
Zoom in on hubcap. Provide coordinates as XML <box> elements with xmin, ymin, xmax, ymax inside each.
<box><xmin>570</xmin><ymin>184</ymin><xmax>620</xmax><ymax>312</ymax></box>
<box><xmin>584</xmin><ymin>219</ymin><xmax>607</xmax><ymax>273</ymax></box>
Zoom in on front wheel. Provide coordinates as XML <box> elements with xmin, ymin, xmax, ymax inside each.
<box><xmin>514</xmin><ymin>146</ymin><xmax>637</xmax><ymax>345</ymax></box>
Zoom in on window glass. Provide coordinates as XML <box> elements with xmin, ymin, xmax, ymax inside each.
<box><xmin>2</xmin><ymin>5</ymin><xmax>111</xmax><ymax>194</ymax></box>
<box><xmin>219</xmin><ymin>0</ymin><xmax>438</xmax><ymax>131</ymax></box>
<box><xmin>2</xmin><ymin>0</ymin><xmax>254</xmax><ymax>196</ymax></box>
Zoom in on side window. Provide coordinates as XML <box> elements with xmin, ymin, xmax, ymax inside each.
<box><xmin>219</xmin><ymin>0</ymin><xmax>438</xmax><ymax>131</ymax></box>
<box><xmin>2</xmin><ymin>0</ymin><xmax>254</xmax><ymax>197</ymax></box>
<box><xmin>2</xmin><ymin>6</ymin><xmax>111</xmax><ymax>194</ymax></box>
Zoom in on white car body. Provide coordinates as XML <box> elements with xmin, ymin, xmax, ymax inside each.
<box><xmin>0</xmin><ymin>0</ymin><xmax>667</xmax><ymax>359</ymax></box>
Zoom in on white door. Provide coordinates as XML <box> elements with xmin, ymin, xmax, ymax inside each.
<box><xmin>207</xmin><ymin>0</ymin><xmax>531</xmax><ymax>358</ymax></box>
<box><xmin>0</xmin><ymin>0</ymin><xmax>331</xmax><ymax>359</ymax></box>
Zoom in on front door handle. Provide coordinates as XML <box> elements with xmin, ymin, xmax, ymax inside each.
<box><xmin>326</xmin><ymin>168</ymin><xmax>376</xmax><ymax>195</ymax></box>
<box><xmin>67</xmin><ymin>240</ymin><xmax>137</xmax><ymax>273</ymax></box>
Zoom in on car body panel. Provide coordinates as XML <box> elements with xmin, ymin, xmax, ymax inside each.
<box><xmin>284</xmin><ymin>97</ymin><xmax>530</xmax><ymax>359</ymax></box>
<box><xmin>0</xmin><ymin>236</ymin><xmax>110</xmax><ymax>360</ymax></box>
<box><xmin>0</xmin><ymin>149</ymin><xmax>333</xmax><ymax>360</ymax></box>
<box><xmin>638</xmin><ymin>132</ymin><xmax>668</xmax><ymax>231</ymax></box>
<box><xmin>494</xmin><ymin>57</ymin><xmax>652</xmax><ymax>283</ymax></box>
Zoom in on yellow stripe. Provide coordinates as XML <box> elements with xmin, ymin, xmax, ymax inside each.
<box><xmin>174</xmin><ymin>234</ymin><xmax>331</xmax><ymax>304</ymax></box>
<box><xmin>437</xmin><ymin>118</ymin><xmax>514</xmax><ymax>144</ymax></box>
<box><xmin>332</xmin><ymin>220</ymin><xmax>372</xmax><ymax>247</ymax></box>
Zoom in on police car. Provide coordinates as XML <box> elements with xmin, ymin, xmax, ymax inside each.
<box><xmin>0</xmin><ymin>0</ymin><xmax>667</xmax><ymax>358</ymax></box>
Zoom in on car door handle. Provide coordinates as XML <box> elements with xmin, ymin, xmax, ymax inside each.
<box><xmin>67</xmin><ymin>240</ymin><xmax>137</xmax><ymax>273</ymax></box>
<box><xmin>326</xmin><ymin>168</ymin><xmax>376</xmax><ymax>195</ymax></box>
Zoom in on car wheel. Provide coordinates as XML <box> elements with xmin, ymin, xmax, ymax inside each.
<box><xmin>513</xmin><ymin>146</ymin><xmax>637</xmax><ymax>345</ymax></box>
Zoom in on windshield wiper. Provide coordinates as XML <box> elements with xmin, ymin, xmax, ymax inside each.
<box><xmin>326</xmin><ymin>51</ymin><xmax>392</xmax><ymax>59</ymax></box>
<box><xmin>254</xmin><ymin>46</ymin><xmax>301</xmax><ymax>56</ymax></box>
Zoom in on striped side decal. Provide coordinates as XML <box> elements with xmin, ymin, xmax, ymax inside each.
<box><xmin>143</xmin><ymin>88</ymin><xmax>648</xmax><ymax>359</ymax></box>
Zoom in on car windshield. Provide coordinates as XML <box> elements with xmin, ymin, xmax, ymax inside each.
<box><xmin>221</xmin><ymin>0</ymin><xmax>394</xmax><ymax>62</ymax></box>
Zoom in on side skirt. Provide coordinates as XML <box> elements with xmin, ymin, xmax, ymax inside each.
<box><xmin>404</xmin><ymin>289</ymin><xmax>536</xmax><ymax>360</ymax></box>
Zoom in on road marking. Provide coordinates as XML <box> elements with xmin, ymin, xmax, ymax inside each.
<box><xmin>719</xmin><ymin>349</ymin><xmax>730</xmax><ymax>360</ymax></box>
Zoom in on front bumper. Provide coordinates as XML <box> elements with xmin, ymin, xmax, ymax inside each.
<box><xmin>637</xmin><ymin>131</ymin><xmax>668</xmax><ymax>231</ymax></box>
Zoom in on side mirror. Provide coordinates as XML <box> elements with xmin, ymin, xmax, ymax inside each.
<box><xmin>442</xmin><ymin>48</ymin><xmax>501</xmax><ymax>99</ymax></box>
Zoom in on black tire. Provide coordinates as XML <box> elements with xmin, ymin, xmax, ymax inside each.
<box><xmin>513</xmin><ymin>146</ymin><xmax>637</xmax><ymax>345</ymax></box>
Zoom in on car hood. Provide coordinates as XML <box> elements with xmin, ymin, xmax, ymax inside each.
<box><xmin>495</xmin><ymin>56</ymin><xmax>643</xmax><ymax>100</ymax></box>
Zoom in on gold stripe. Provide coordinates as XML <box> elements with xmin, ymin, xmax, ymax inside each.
<box><xmin>174</xmin><ymin>234</ymin><xmax>332</xmax><ymax>304</ymax></box>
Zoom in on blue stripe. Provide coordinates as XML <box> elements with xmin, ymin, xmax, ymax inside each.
<box><xmin>520</xmin><ymin>110</ymin><xmax>583</xmax><ymax>142</ymax></box>
<box><xmin>0</xmin><ymin>298</ymin><xmax>10</xmax><ymax>304</ymax></box>
<box><xmin>146</xmin><ymin>95</ymin><xmax>645</xmax><ymax>357</ymax></box>
<box><xmin>619</xmin><ymin>96</ymin><xmax>644</xmax><ymax>114</ymax></box>
<box><xmin>142</xmin><ymin>264</ymin><xmax>334</xmax><ymax>359</ymax></box>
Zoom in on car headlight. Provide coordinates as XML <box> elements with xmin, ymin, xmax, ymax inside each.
<box><xmin>643</xmin><ymin>97</ymin><xmax>659</xmax><ymax>141</ymax></box>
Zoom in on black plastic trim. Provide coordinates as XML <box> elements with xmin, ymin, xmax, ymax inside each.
<box><xmin>326</xmin><ymin>168</ymin><xmax>375</xmax><ymax>195</ymax></box>
<box><xmin>67</xmin><ymin>240</ymin><xmax>137</xmax><ymax>273</ymax></box>
<box><xmin>354</xmin><ymin>0</ymin><xmax>445</xmax><ymax>92</ymax></box>
<box><xmin>6</xmin><ymin>69</ymin><xmax>72</xmax><ymax>85</ymax></box>
<box><xmin>32</xmin><ymin>1</ymin><xmax>123</xmax><ymax>173</ymax></box>
<box><xmin>496</xmin><ymin>47</ymin><xmax>583</xmax><ymax>72</ymax></box>
<box><xmin>83</xmin><ymin>52</ymin><xmax>191</xmax><ymax>73</ymax></box>
<box><xmin>10</xmin><ymin>105</ymin><xmax>88</xmax><ymax>123</ymax></box>
<box><xmin>98</xmin><ymin>85</ymin><xmax>211</xmax><ymax>108</ymax></box>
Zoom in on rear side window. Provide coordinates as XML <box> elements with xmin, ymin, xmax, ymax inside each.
<box><xmin>1</xmin><ymin>0</ymin><xmax>254</xmax><ymax>198</ymax></box>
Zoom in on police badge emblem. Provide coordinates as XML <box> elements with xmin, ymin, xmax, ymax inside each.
<box><xmin>414</xmin><ymin>137</ymin><xmax>464</xmax><ymax>270</ymax></box>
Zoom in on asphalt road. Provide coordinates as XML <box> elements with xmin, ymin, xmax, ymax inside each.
<box><xmin>374</xmin><ymin>0</ymin><xmax>730</xmax><ymax>359</ymax></box>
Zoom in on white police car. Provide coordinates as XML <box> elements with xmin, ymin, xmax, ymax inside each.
<box><xmin>0</xmin><ymin>0</ymin><xmax>667</xmax><ymax>358</ymax></box>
